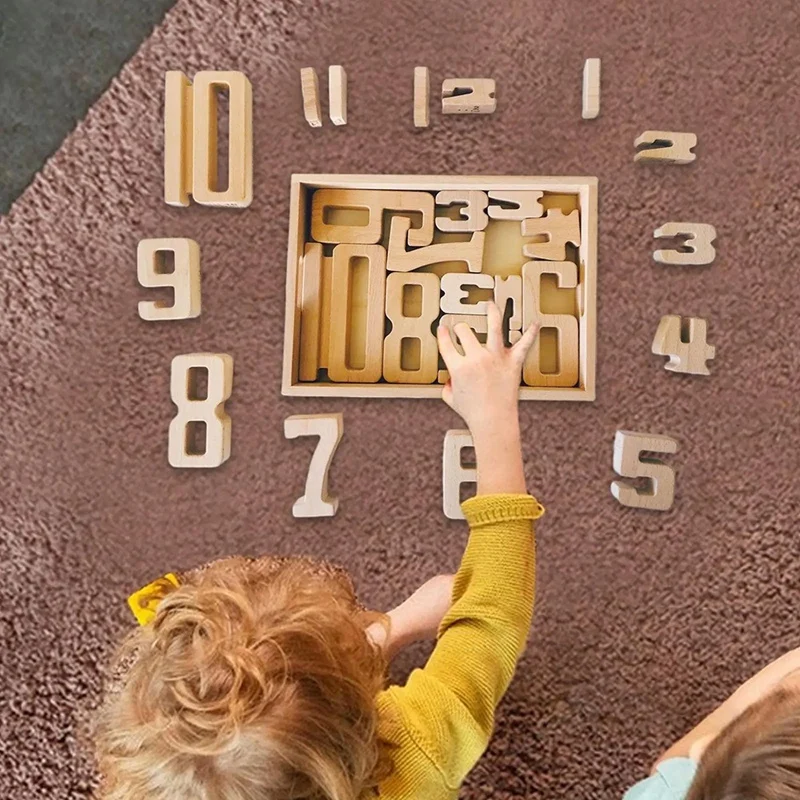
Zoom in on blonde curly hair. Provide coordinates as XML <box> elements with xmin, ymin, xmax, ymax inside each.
<box><xmin>95</xmin><ymin>557</ymin><xmax>390</xmax><ymax>800</ymax></box>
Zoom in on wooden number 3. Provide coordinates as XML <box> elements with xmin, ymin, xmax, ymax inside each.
<box><xmin>284</xmin><ymin>414</ymin><xmax>344</xmax><ymax>517</ymax></box>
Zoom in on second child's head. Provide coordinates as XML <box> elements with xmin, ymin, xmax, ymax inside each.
<box><xmin>686</xmin><ymin>679</ymin><xmax>800</xmax><ymax>800</ymax></box>
<box><xmin>95</xmin><ymin>558</ymin><xmax>388</xmax><ymax>800</ymax></box>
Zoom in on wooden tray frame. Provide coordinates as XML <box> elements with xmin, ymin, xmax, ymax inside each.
<box><xmin>282</xmin><ymin>174</ymin><xmax>598</xmax><ymax>401</ymax></box>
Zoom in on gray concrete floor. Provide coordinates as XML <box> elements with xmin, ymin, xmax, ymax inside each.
<box><xmin>0</xmin><ymin>0</ymin><xmax>177</xmax><ymax>214</ymax></box>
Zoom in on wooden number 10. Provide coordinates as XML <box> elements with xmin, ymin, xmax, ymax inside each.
<box><xmin>169</xmin><ymin>353</ymin><xmax>233</xmax><ymax>468</ymax></box>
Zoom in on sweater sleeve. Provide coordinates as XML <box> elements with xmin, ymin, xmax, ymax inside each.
<box><xmin>384</xmin><ymin>493</ymin><xmax>543</xmax><ymax>791</ymax></box>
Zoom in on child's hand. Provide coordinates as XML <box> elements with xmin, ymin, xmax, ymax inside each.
<box><xmin>437</xmin><ymin>302</ymin><xmax>539</xmax><ymax>434</ymax></box>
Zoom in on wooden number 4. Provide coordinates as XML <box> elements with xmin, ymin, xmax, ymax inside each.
<box><xmin>284</xmin><ymin>414</ymin><xmax>344</xmax><ymax>517</ymax></box>
<box><xmin>611</xmin><ymin>430</ymin><xmax>678</xmax><ymax>511</ymax></box>
<box><xmin>169</xmin><ymin>354</ymin><xmax>233</xmax><ymax>468</ymax></box>
<box><xmin>652</xmin><ymin>315</ymin><xmax>715</xmax><ymax>375</ymax></box>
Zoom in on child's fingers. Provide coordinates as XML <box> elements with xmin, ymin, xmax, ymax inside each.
<box><xmin>453</xmin><ymin>322</ymin><xmax>482</xmax><ymax>356</ymax></box>
<box><xmin>486</xmin><ymin>301</ymin><xmax>504</xmax><ymax>353</ymax></box>
<box><xmin>511</xmin><ymin>322</ymin><xmax>541</xmax><ymax>366</ymax></box>
<box><xmin>442</xmin><ymin>381</ymin><xmax>455</xmax><ymax>409</ymax></box>
<box><xmin>437</xmin><ymin>324</ymin><xmax>460</xmax><ymax>371</ymax></box>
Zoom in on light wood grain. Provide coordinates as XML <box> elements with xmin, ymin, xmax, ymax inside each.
<box><xmin>652</xmin><ymin>315</ymin><xmax>716</xmax><ymax>375</ymax></box>
<box><xmin>298</xmin><ymin>243</ymin><xmax>323</xmax><ymax>381</ymax></box>
<box><xmin>522</xmin><ymin>261</ymin><xmax>579</xmax><ymax>387</ymax></box>
<box><xmin>300</xmin><ymin>67</ymin><xmax>323</xmax><ymax>127</ymax></box>
<box><xmin>328</xmin><ymin>65</ymin><xmax>347</xmax><ymax>125</ymax></box>
<box><xmin>494</xmin><ymin>275</ymin><xmax>522</xmax><ymax>330</ymax></box>
<box><xmin>635</xmin><ymin>131</ymin><xmax>697</xmax><ymax>164</ymax></box>
<box><xmin>387</xmin><ymin>216</ymin><xmax>485</xmax><ymax>273</ymax></box>
<box><xmin>414</xmin><ymin>66</ymin><xmax>430</xmax><ymax>127</ymax></box>
<box><xmin>653</xmin><ymin>223</ymin><xmax>716</xmax><ymax>265</ymax></box>
<box><xmin>611</xmin><ymin>430</ymin><xmax>678</xmax><ymax>511</ymax></box>
<box><xmin>582</xmin><ymin>58</ymin><xmax>601</xmax><ymax>119</ymax></box>
<box><xmin>435</xmin><ymin>190</ymin><xmax>489</xmax><ymax>232</ymax></box>
<box><xmin>522</xmin><ymin>209</ymin><xmax>581</xmax><ymax>260</ymax></box>
<box><xmin>168</xmin><ymin>353</ymin><xmax>233</xmax><ymax>468</ymax></box>
<box><xmin>284</xmin><ymin>413</ymin><xmax>343</xmax><ymax>517</ymax></box>
<box><xmin>443</xmin><ymin>430</ymin><xmax>476</xmax><ymax>519</ymax></box>
<box><xmin>164</xmin><ymin>71</ymin><xmax>193</xmax><ymax>207</ymax></box>
<box><xmin>137</xmin><ymin>238</ymin><xmax>201</xmax><ymax>321</ymax></box>
<box><xmin>487</xmin><ymin>190</ymin><xmax>543</xmax><ymax>220</ymax></box>
<box><xmin>440</xmin><ymin>272</ymin><xmax>494</xmax><ymax>315</ymax></box>
<box><xmin>441</xmin><ymin>78</ymin><xmax>496</xmax><ymax>114</ymax></box>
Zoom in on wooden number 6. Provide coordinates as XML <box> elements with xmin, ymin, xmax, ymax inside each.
<box><xmin>284</xmin><ymin>414</ymin><xmax>343</xmax><ymax>517</ymax></box>
<box><xmin>168</xmin><ymin>353</ymin><xmax>233</xmax><ymax>468</ymax></box>
<box><xmin>611</xmin><ymin>430</ymin><xmax>678</xmax><ymax>511</ymax></box>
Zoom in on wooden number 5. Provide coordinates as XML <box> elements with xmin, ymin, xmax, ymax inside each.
<box><xmin>169</xmin><ymin>354</ymin><xmax>233</xmax><ymax>468</ymax></box>
<box><xmin>611</xmin><ymin>430</ymin><xmax>678</xmax><ymax>511</ymax></box>
<box><xmin>284</xmin><ymin>414</ymin><xmax>343</xmax><ymax>517</ymax></box>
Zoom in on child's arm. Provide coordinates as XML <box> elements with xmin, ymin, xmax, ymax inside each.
<box><xmin>384</xmin><ymin>304</ymin><xmax>542</xmax><ymax>787</ymax></box>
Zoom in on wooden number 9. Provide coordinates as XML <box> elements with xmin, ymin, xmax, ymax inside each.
<box><xmin>383</xmin><ymin>272</ymin><xmax>440</xmax><ymax>383</ymax></box>
<box><xmin>168</xmin><ymin>353</ymin><xmax>233</xmax><ymax>468</ymax></box>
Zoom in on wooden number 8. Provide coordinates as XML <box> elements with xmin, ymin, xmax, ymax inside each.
<box><xmin>383</xmin><ymin>272</ymin><xmax>440</xmax><ymax>383</ymax></box>
<box><xmin>169</xmin><ymin>353</ymin><xmax>233</xmax><ymax>468</ymax></box>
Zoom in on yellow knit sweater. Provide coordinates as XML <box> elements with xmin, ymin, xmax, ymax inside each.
<box><xmin>372</xmin><ymin>493</ymin><xmax>544</xmax><ymax>799</ymax></box>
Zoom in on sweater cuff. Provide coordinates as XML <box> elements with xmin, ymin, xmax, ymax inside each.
<box><xmin>461</xmin><ymin>493</ymin><xmax>544</xmax><ymax>527</ymax></box>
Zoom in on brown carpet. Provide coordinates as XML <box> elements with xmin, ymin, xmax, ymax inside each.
<box><xmin>2</xmin><ymin>0</ymin><xmax>800</xmax><ymax>797</ymax></box>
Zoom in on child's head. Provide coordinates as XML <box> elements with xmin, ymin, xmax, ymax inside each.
<box><xmin>95</xmin><ymin>558</ymin><xmax>388</xmax><ymax>800</ymax></box>
<box><xmin>686</xmin><ymin>679</ymin><xmax>800</xmax><ymax>800</ymax></box>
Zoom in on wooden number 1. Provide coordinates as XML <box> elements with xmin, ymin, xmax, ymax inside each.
<box><xmin>164</xmin><ymin>70</ymin><xmax>253</xmax><ymax>207</ymax></box>
<box><xmin>284</xmin><ymin>414</ymin><xmax>343</xmax><ymax>517</ymax></box>
<box><xmin>169</xmin><ymin>353</ymin><xmax>233</xmax><ymax>468</ymax></box>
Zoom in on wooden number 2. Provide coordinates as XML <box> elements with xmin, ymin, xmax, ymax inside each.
<box><xmin>169</xmin><ymin>353</ymin><xmax>233</xmax><ymax>468</ymax></box>
<box><xmin>383</xmin><ymin>273</ymin><xmax>440</xmax><ymax>383</ymax></box>
<box><xmin>284</xmin><ymin>414</ymin><xmax>343</xmax><ymax>517</ymax></box>
<box><xmin>611</xmin><ymin>430</ymin><xmax>678</xmax><ymax>511</ymax></box>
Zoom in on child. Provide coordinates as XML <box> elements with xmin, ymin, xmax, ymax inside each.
<box><xmin>624</xmin><ymin>648</ymin><xmax>800</xmax><ymax>799</ymax></box>
<box><xmin>95</xmin><ymin>303</ymin><xmax>544</xmax><ymax>800</ymax></box>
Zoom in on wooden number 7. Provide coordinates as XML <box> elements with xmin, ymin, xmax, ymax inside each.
<box><xmin>611</xmin><ymin>430</ymin><xmax>678</xmax><ymax>511</ymax></box>
<box><xmin>284</xmin><ymin>414</ymin><xmax>344</xmax><ymax>517</ymax></box>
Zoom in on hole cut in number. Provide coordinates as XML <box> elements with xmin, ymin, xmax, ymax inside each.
<box><xmin>155</xmin><ymin>250</ymin><xmax>176</xmax><ymax>275</ymax></box>
<box><xmin>680</xmin><ymin>317</ymin><xmax>692</xmax><ymax>343</ymax></box>
<box><xmin>402</xmin><ymin>283</ymin><xmax>423</xmax><ymax>318</ymax></box>
<box><xmin>323</xmin><ymin>206</ymin><xmax>370</xmax><ymax>226</ymax></box>
<box><xmin>345</xmin><ymin>257</ymin><xmax>369</xmax><ymax>370</ymax></box>
<box><xmin>187</xmin><ymin>367</ymin><xmax>209</xmax><ymax>401</ymax></box>
<box><xmin>449</xmin><ymin>86</ymin><xmax>473</xmax><ymax>98</ymax></box>
<box><xmin>185</xmin><ymin>421</ymin><xmax>208</xmax><ymax>455</ymax></box>
<box><xmin>212</xmin><ymin>86</ymin><xmax>230</xmax><ymax>192</ymax></box>
<box><xmin>637</xmin><ymin>138</ymin><xmax>673</xmax><ymax>151</ymax></box>
<box><xmin>538</xmin><ymin>328</ymin><xmax>560</xmax><ymax>374</ymax></box>
<box><xmin>400</xmin><ymin>338</ymin><xmax>421</xmax><ymax>371</ymax></box>
<box><xmin>460</xmin><ymin>446</ymin><xmax>476</xmax><ymax>468</ymax></box>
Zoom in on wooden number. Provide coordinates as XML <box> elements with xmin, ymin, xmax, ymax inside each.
<box><xmin>522</xmin><ymin>261</ymin><xmax>579</xmax><ymax>387</ymax></box>
<box><xmin>439</xmin><ymin>314</ymin><xmax>488</xmax><ymax>355</ymax></box>
<box><xmin>300</xmin><ymin>67</ymin><xmax>323</xmax><ymax>127</ymax></box>
<box><xmin>164</xmin><ymin>71</ymin><xmax>253</xmax><ymax>207</ymax></box>
<box><xmin>414</xmin><ymin>66</ymin><xmax>430</xmax><ymax>127</ymax></box>
<box><xmin>299</xmin><ymin>243</ymin><xmax>323</xmax><ymax>381</ymax></box>
<box><xmin>311</xmin><ymin>189</ymin><xmax>434</xmax><ymax>246</ymax></box>
<box><xmin>443</xmin><ymin>430</ymin><xmax>476</xmax><ymax>519</ymax></box>
<box><xmin>654</xmin><ymin>223</ymin><xmax>716</xmax><ymax>265</ymax></box>
<box><xmin>435</xmin><ymin>191</ymin><xmax>489</xmax><ymax>232</ymax></box>
<box><xmin>137</xmin><ymin>238</ymin><xmax>201</xmax><ymax>321</ymax></box>
<box><xmin>387</xmin><ymin>216</ymin><xmax>485</xmax><ymax>273</ymax></box>
<box><xmin>440</xmin><ymin>272</ymin><xmax>494</xmax><ymax>314</ymax></box>
<box><xmin>328</xmin><ymin>65</ymin><xmax>347</xmax><ymax>125</ymax></box>
<box><xmin>494</xmin><ymin>275</ymin><xmax>522</xmax><ymax>330</ymax></box>
<box><xmin>522</xmin><ymin>209</ymin><xmax>581</xmax><ymax>261</ymax></box>
<box><xmin>383</xmin><ymin>273</ymin><xmax>440</xmax><ymax>383</ymax></box>
<box><xmin>634</xmin><ymin>131</ymin><xmax>697</xmax><ymax>164</ymax></box>
<box><xmin>441</xmin><ymin>78</ymin><xmax>496</xmax><ymax>114</ymax></box>
<box><xmin>582</xmin><ymin>58</ymin><xmax>601</xmax><ymax>119</ymax></box>
<box><xmin>169</xmin><ymin>353</ymin><xmax>233</xmax><ymax>468</ymax></box>
<box><xmin>487</xmin><ymin>190</ymin><xmax>544</xmax><ymax>220</ymax></box>
<box><xmin>328</xmin><ymin>244</ymin><xmax>386</xmax><ymax>383</ymax></box>
<box><xmin>284</xmin><ymin>413</ymin><xmax>343</xmax><ymax>517</ymax></box>
<box><xmin>164</xmin><ymin>72</ymin><xmax>193</xmax><ymax>207</ymax></box>
<box><xmin>611</xmin><ymin>430</ymin><xmax>678</xmax><ymax>511</ymax></box>
<box><xmin>652</xmin><ymin>315</ymin><xmax>716</xmax><ymax>375</ymax></box>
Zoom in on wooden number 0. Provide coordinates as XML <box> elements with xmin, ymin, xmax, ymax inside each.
<box><xmin>383</xmin><ymin>273</ymin><xmax>440</xmax><ymax>383</ymax></box>
<box><xmin>169</xmin><ymin>353</ymin><xmax>233</xmax><ymax>468</ymax></box>
<box><xmin>284</xmin><ymin>414</ymin><xmax>343</xmax><ymax>517</ymax></box>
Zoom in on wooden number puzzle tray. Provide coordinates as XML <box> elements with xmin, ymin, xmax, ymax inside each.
<box><xmin>282</xmin><ymin>174</ymin><xmax>597</xmax><ymax>400</ymax></box>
